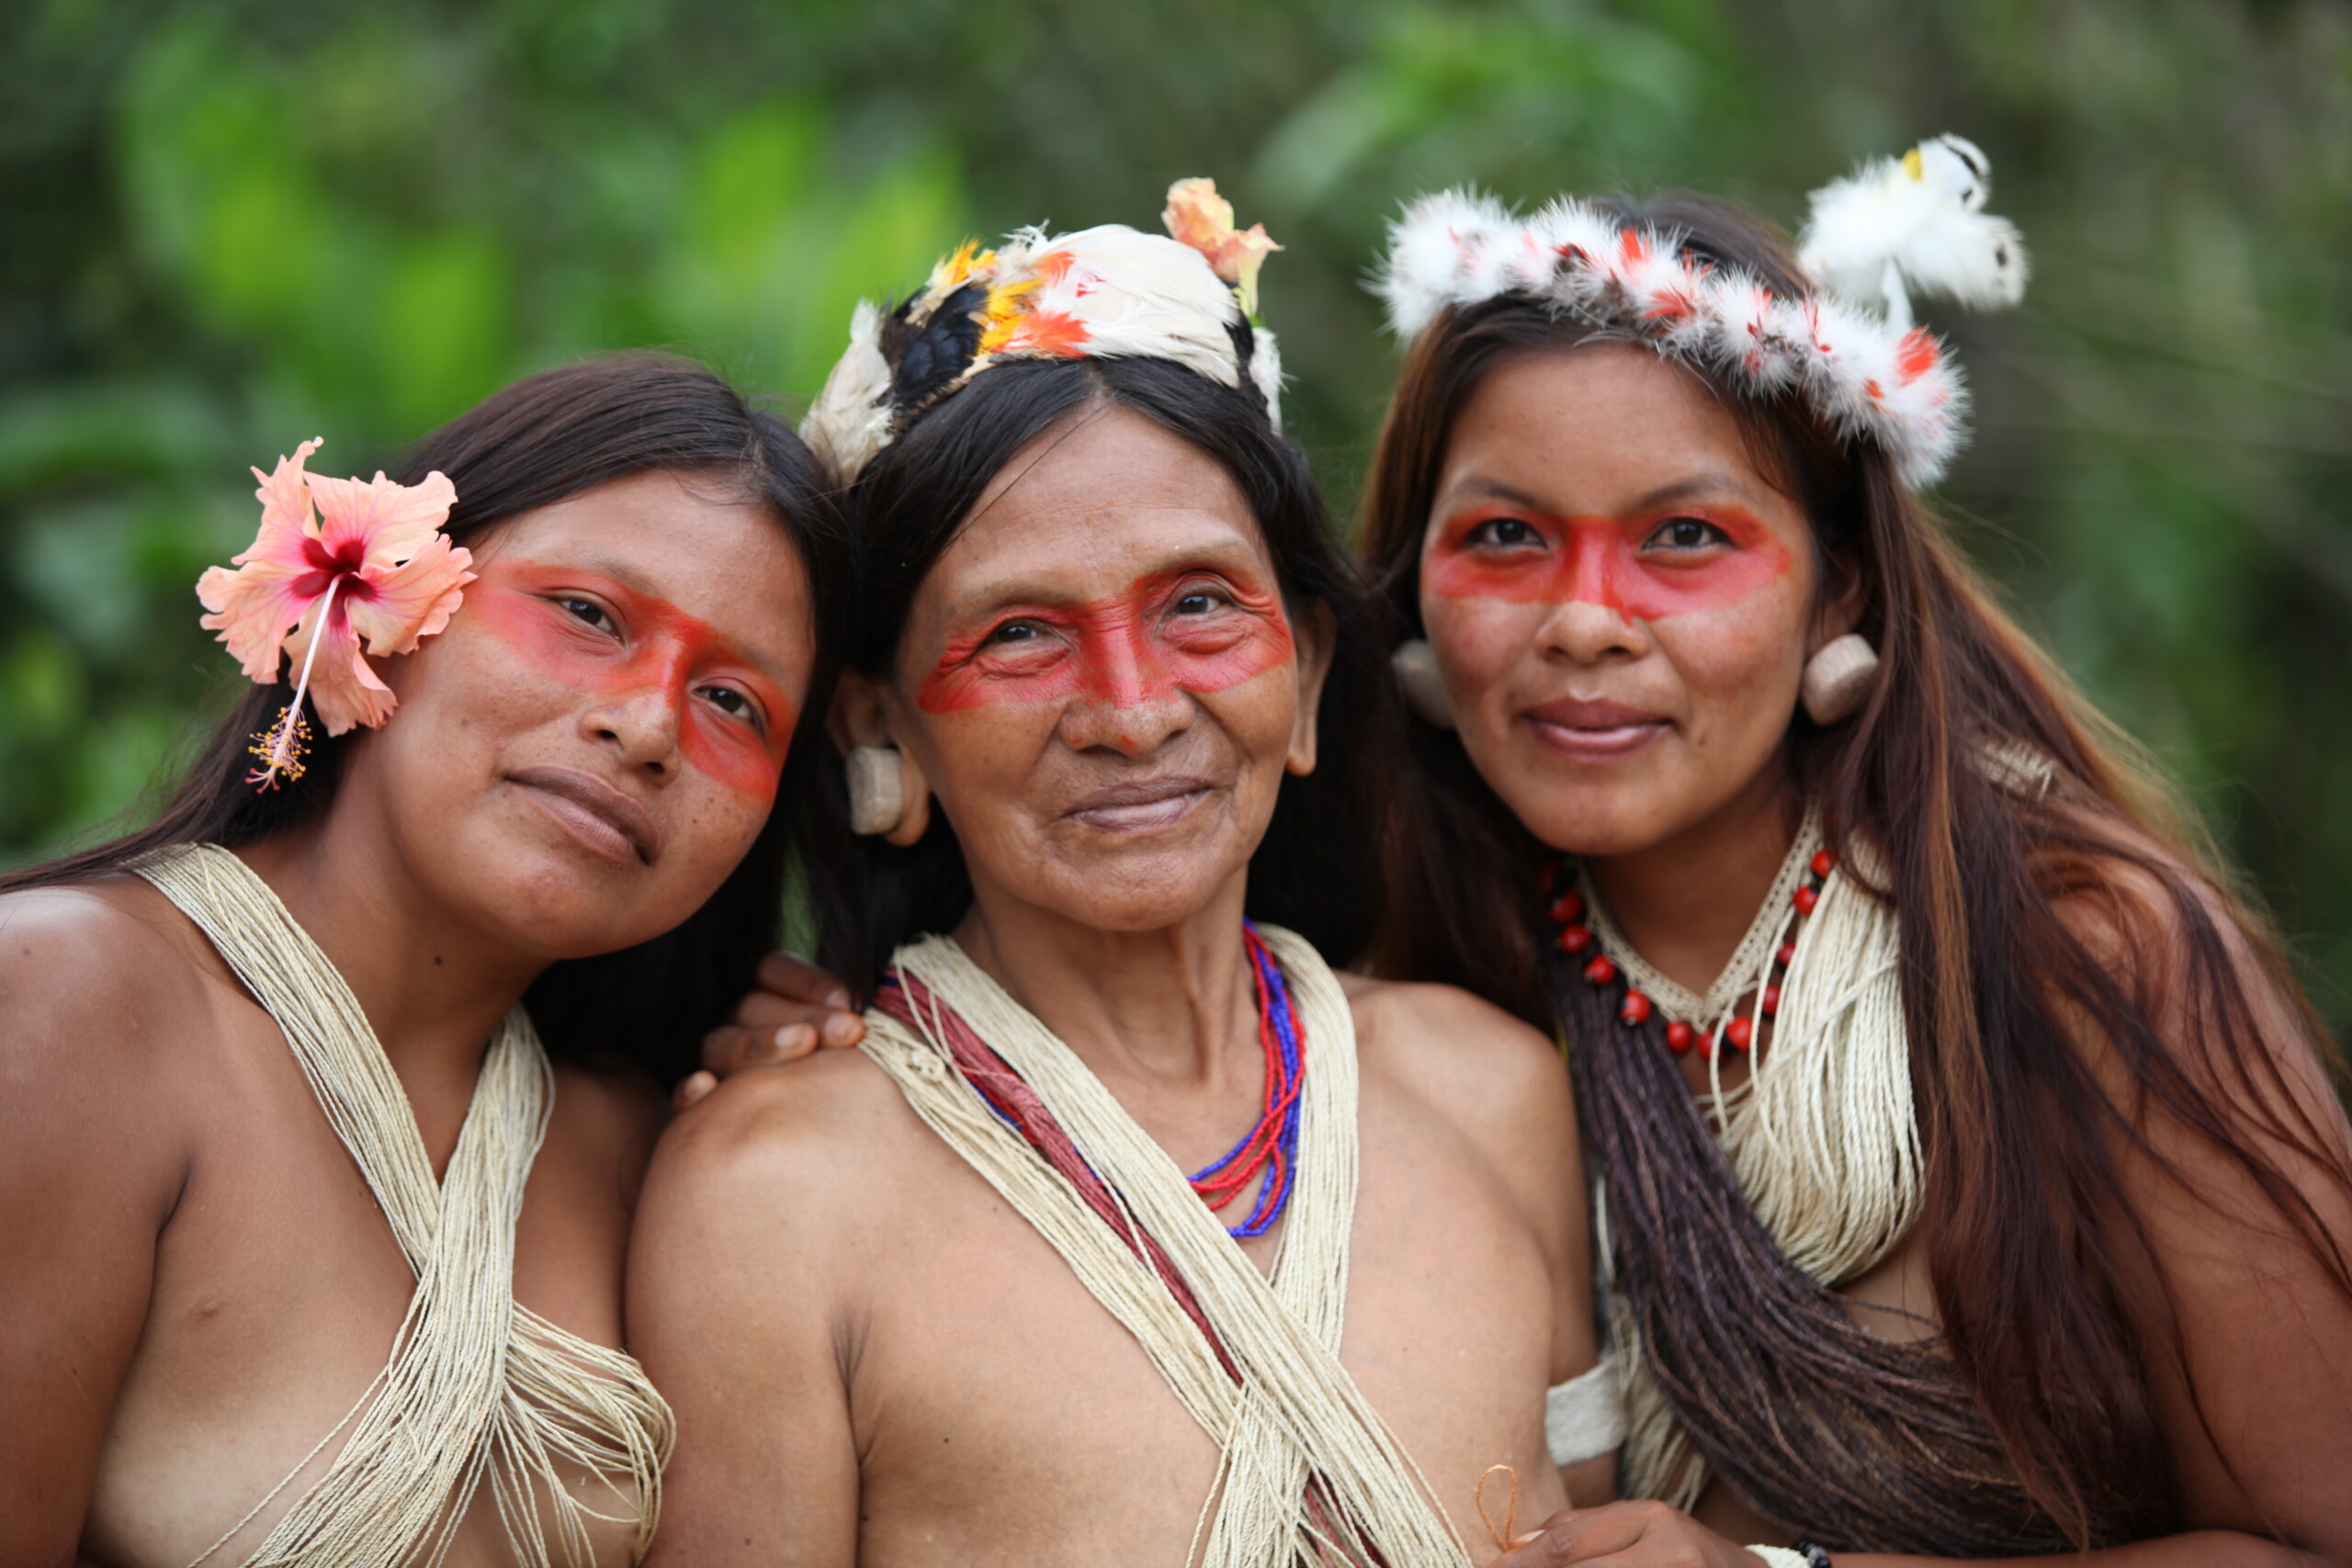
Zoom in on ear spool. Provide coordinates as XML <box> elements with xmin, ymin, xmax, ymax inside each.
<box><xmin>1391</xmin><ymin>639</ymin><xmax>1456</xmax><ymax>729</ymax></box>
<box><xmin>847</xmin><ymin>745</ymin><xmax>908</xmax><ymax>836</ymax></box>
<box><xmin>1801</xmin><ymin>633</ymin><xmax>1881</xmax><ymax>726</ymax></box>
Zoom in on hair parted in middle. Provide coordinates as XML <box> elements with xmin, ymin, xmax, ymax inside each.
<box><xmin>797</xmin><ymin>185</ymin><xmax>1397</xmax><ymax>997</ymax></box>
<box><xmin>1358</xmin><ymin>175</ymin><xmax>2349</xmax><ymax>1544</ymax></box>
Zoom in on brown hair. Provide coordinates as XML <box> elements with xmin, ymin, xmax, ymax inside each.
<box><xmin>1360</xmin><ymin>193</ymin><xmax>2352</xmax><ymax>1540</ymax></box>
<box><xmin>2</xmin><ymin>354</ymin><xmax>848</xmax><ymax>1086</ymax></box>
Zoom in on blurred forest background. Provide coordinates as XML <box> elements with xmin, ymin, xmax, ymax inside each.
<box><xmin>5</xmin><ymin>0</ymin><xmax>2349</xmax><ymax>1033</ymax></box>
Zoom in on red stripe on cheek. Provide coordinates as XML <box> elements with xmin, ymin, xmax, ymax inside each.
<box><xmin>474</xmin><ymin>571</ymin><xmax>790</xmax><ymax>804</ymax></box>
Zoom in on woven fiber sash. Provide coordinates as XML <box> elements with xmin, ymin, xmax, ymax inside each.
<box><xmin>1563</xmin><ymin>859</ymin><xmax>2098</xmax><ymax>1552</ymax></box>
<box><xmin>136</xmin><ymin>844</ymin><xmax>673</xmax><ymax>1568</ymax></box>
<box><xmin>861</xmin><ymin>930</ymin><xmax>1468</xmax><ymax>1568</ymax></box>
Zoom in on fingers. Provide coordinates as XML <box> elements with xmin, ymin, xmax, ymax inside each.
<box><xmin>702</xmin><ymin>1021</ymin><xmax>818</xmax><ymax>1078</ymax></box>
<box><xmin>754</xmin><ymin>951</ymin><xmax>854</xmax><ymax>1011</ymax></box>
<box><xmin>673</xmin><ymin>1070</ymin><xmax>718</xmax><ymax>1111</ymax></box>
<box><xmin>729</xmin><ymin>991</ymin><xmax>868</xmax><ymax>1047</ymax></box>
<box><xmin>1491</xmin><ymin>1503</ymin><xmax>1666</xmax><ymax>1565</ymax></box>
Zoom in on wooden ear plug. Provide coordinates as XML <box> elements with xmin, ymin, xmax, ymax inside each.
<box><xmin>846</xmin><ymin>745</ymin><xmax>907</xmax><ymax>836</ymax></box>
<box><xmin>1801</xmin><ymin>633</ymin><xmax>1880</xmax><ymax>725</ymax></box>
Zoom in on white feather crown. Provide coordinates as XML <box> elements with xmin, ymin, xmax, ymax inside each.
<box><xmin>1374</xmin><ymin>135</ymin><xmax>2027</xmax><ymax>488</ymax></box>
<box><xmin>801</xmin><ymin>179</ymin><xmax>1284</xmax><ymax>487</ymax></box>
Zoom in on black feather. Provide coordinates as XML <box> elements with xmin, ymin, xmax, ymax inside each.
<box><xmin>880</xmin><ymin>282</ymin><xmax>989</xmax><ymax>410</ymax></box>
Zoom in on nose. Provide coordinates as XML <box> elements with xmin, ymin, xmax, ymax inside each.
<box><xmin>581</xmin><ymin>684</ymin><xmax>684</xmax><ymax>780</ymax></box>
<box><xmin>1052</xmin><ymin>621</ymin><xmax>1195</xmax><ymax>756</ymax></box>
<box><xmin>1058</xmin><ymin>684</ymin><xmax>1195</xmax><ymax>756</ymax></box>
<box><xmin>1536</xmin><ymin>595</ymin><xmax>1652</xmax><ymax>667</ymax></box>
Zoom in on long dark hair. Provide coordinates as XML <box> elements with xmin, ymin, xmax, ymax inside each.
<box><xmin>2</xmin><ymin>354</ymin><xmax>848</xmax><ymax>1086</ymax></box>
<box><xmin>1361</xmin><ymin>194</ymin><xmax>2352</xmax><ymax>1540</ymax></box>
<box><xmin>812</xmin><ymin>355</ymin><xmax>1397</xmax><ymax>997</ymax></box>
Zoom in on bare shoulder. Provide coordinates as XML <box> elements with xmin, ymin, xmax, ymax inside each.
<box><xmin>639</xmin><ymin>1043</ymin><xmax>923</xmax><ymax>1247</ymax></box>
<box><xmin>0</xmin><ymin>876</ymin><xmax>232</xmax><ymax>1093</ymax></box>
<box><xmin>1340</xmin><ymin>972</ymin><xmax>1576</xmax><ymax>1144</ymax></box>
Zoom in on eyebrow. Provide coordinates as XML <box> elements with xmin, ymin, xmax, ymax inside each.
<box><xmin>1440</xmin><ymin>470</ymin><xmax>1758</xmax><ymax>515</ymax></box>
<box><xmin>518</xmin><ymin>553</ymin><xmax>795</xmax><ymax>687</ymax></box>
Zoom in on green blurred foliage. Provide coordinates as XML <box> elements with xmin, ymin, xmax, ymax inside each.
<box><xmin>4</xmin><ymin>0</ymin><xmax>2348</xmax><ymax>1032</ymax></box>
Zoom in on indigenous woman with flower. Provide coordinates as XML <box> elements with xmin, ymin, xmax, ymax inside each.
<box><xmin>629</xmin><ymin>184</ymin><xmax>1601</xmax><ymax>1567</ymax></box>
<box><xmin>0</xmin><ymin>355</ymin><xmax>842</xmax><ymax>1568</ymax></box>
<box><xmin>1363</xmin><ymin>142</ymin><xmax>2352</xmax><ymax>1562</ymax></box>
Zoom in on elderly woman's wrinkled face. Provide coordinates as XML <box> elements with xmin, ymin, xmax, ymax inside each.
<box><xmin>1417</xmin><ymin>343</ymin><xmax>1846</xmax><ymax>859</ymax></box>
<box><xmin>865</xmin><ymin>405</ymin><xmax>1328</xmax><ymax>934</ymax></box>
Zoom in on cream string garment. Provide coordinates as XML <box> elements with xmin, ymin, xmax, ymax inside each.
<box><xmin>861</xmin><ymin>930</ymin><xmax>1470</xmax><ymax>1568</ymax></box>
<box><xmin>1576</xmin><ymin>813</ymin><xmax>1924</xmax><ymax>1509</ymax></box>
<box><xmin>134</xmin><ymin>845</ymin><xmax>673</xmax><ymax>1568</ymax></box>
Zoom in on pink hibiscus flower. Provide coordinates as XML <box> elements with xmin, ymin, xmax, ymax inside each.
<box><xmin>198</xmin><ymin>437</ymin><xmax>472</xmax><ymax>788</ymax></box>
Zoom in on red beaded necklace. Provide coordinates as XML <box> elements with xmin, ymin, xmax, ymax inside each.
<box><xmin>1544</xmin><ymin>845</ymin><xmax>1838</xmax><ymax>1061</ymax></box>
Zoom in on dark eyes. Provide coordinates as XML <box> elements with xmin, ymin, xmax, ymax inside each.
<box><xmin>697</xmin><ymin>684</ymin><xmax>754</xmax><ymax>722</ymax></box>
<box><xmin>1467</xmin><ymin>517</ymin><xmax>1545</xmax><ymax>548</ymax></box>
<box><xmin>979</xmin><ymin>586</ymin><xmax>1227</xmax><ymax>646</ymax></box>
<box><xmin>1646</xmin><ymin>516</ymin><xmax>1729</xmax><ymax>551</ymax></box>
<box><xmin>556</xmin><ymin>595</ymin><xmax>618</xmax><ymax>635</ymax></box>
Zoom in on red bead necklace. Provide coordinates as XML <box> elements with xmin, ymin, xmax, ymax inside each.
<box><xmin>1544</xmin><ymin>847</ymin><xmax>1838</xmax><ymax>1061</ymax></box>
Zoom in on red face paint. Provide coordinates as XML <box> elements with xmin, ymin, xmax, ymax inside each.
<box><xmin>917</xmin><ymin>566</ymin><xmax>1294</xmax><ymax>715</ymax></box>
<box><xmin>473</xmin><ymin>562</ymin><xmax>793</xmax><ymax>803</ymax></box>
<box><xmin>1422</xmin><ymin>504</ymin><xmax>1792</xmax><ymax>621</ymax></box>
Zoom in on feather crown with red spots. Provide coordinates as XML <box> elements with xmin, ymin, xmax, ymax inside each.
<box><xmin>802</xmin><ymin>179</ymin><xmax>1283</xmax><ymax>487</ymax></box>
<box><xmin>1375</xmin><ymin>135</ymin><xmax>2028</xmax><ymax>489</ymax></box>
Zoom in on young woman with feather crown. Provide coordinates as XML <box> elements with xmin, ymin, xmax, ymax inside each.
<box><xmin>719</xmin><ymin>141</ymin><xmax>2352</xmax><ymax>1564</ymax></box>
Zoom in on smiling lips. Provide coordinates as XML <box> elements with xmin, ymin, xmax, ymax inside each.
<box><xmin>1524</xmin><ymin>696</ymin><xmax>1669</xmax><ymax>762</ymax></box>
<box><xmin>1061</xmin><ymin>774</ymin><xmax>1214</xmax><ymax>833</ymax></box>
<box><xmin>511</xmin><ymin>765</ymin><xmax>662</xmax><ymax>864</ymax></box>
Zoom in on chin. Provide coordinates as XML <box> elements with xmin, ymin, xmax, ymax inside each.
<box><xmin>454</xmin><ymin>850</ymin><xmax>675</xmax><ymax>962</ymax></box>
<box><xmin>1505</xmin><ymin>774</ymin><xmax>1680</xmax><ymax>860</ymax></box>
<box><xmin>1033</xmin><ymin>852</ymin><xmax>1247</xmax><ymax>933</ymax></box>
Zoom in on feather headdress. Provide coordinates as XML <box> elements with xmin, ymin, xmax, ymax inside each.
<box><xmin>1374</xmin><ymin>136</ymin><xmax>2028</xmax><ymax>488</ymax></box>
<box><xmin>802</xmin><ymin>179</ymin><xmax>1283</xmax><ymax>486</ymax></box>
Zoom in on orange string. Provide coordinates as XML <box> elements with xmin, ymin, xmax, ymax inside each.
<box><xmin>1475</xmin><ymin>1462</ymin><xmax>1520</xmax><ymax>1554</ymax></box>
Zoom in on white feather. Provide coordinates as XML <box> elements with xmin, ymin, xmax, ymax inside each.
<box><xmin>798</xmin><ymin>299</ymin><xmax>894</xmax><ymax>486</ymax></box>
<box><xmin>1250</xmin><ymin>328</ymin><xmax>1284</xmax><ymax>430</ymax></box>
<box><xmin>1798</xmin><ymin>133</ymin><xmax>2028</xmax><ymax>318</ymax></box>
<box><xmin>1378</xmin><ymin>189</ymin><xmax>1514</xmax><ymax>336</ymax></box>
<box><xmin>1018</xmin><ymin>224</ymin><xmax>1242</xmax><ymax>388</ymax></box>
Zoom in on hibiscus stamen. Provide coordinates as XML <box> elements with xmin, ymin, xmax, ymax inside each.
<box><xmin>246</xmin><ymin>575</ymin><xmax>342</xmax><ymax>792</ymax></box>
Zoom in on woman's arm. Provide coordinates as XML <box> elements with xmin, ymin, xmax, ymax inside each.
<box><xmin>0</xmin><ymin>892</ymin><xmax>191</xmax><ymax>1562</ymax></box>
<box><xmin>628</xmin><ymin>1065</ymin><xmax>867</xmax><ymax>1566</ymax></box>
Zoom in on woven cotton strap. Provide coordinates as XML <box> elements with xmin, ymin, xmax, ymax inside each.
<box><xmin>861</xmin><ymin>929</ymin><xmax>1469</xmax><ymax>1568</ymax></box>
<box><xmin>135</xmin><ymin>844</ymin><xmax>672</xmax><ymax>1568</ymax></box>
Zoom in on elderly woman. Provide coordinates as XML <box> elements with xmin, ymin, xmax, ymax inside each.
<box><xmin>629</xmin><ymin>188</ymin><xmax>1601</xmax><ymax>1566</ymax></box>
